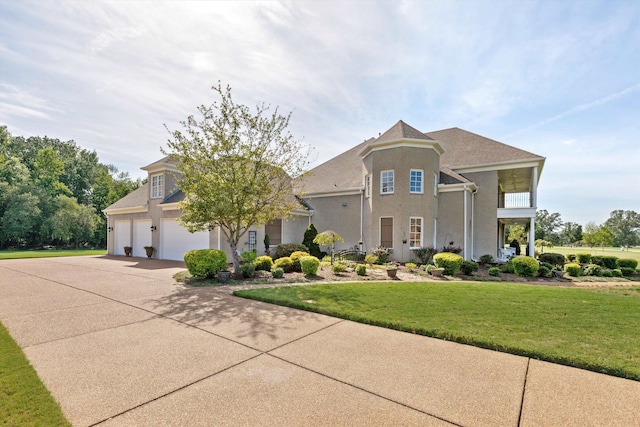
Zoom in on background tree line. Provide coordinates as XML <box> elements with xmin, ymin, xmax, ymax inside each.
<box><xmin>0</xmin><ymin>126</ymin><xmax>143</xmax><ymax>249</ymax></box>
<box><xmin>507</xmin><ymin>209</ymin><xmax>640</xmax><ymax>249</ymax></box>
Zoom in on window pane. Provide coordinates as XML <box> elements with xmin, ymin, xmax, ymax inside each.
<box><xmin>410</xmin><ymin>170</ymin><xmax>422</xmax><ymax>193</ymax></box>
<box><xmin>409</xmin><ymin>217</ymin><xmax>422</xmax><ymax>248</ymax></box>
<box><xmin>381</xmin><ymin>171</ymin><xmax>394</xmax><ymax>194</ymax></box>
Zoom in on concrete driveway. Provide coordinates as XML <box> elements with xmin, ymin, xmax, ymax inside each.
<box><xmin>0</xmin><ymin>256</ymin><xmax>638</xmax><ymax>426</ymax></box>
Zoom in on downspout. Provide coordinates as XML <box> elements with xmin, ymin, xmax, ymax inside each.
<box><xmin>360</xmin><ymin>189</ymin><xmax>364</xmax><ymax>252</ymax></box>
<box><xmin>463</xmin><ymin>184</ymin><xmax>468</xmax><ymax>260</ymax></box>
<box><xmin>471</xmin><ymin>187</ymin><xmax>478</xmax><ymax>261</ymax></box>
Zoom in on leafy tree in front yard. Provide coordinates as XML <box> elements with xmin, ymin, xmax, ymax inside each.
<box><xmin>535</xmin><ymin>209</ymin><xmax>563</xmax><ymax>244</ymax></box>
<box><xmin>164</xmin><ymin>83</ymin><xmax>310</xmax><ymax>274</ymax></box>
<box><xmin>313</xmin><ymin>230</ymin><xmax>344</xmax><ymax>264</ymax></box>
<box><xmin>583</xmin><ymin>222</ymin><xmax>613</xmax><ymax>248</ymax></box>
<box><xmin>604</xmin><ymin>210</ymin><xmax>640</xmax><ymax>247</ymax></box>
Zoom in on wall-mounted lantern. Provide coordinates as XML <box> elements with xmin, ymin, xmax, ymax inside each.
<box><xmin>150</xmin><ymin>225</ymin><xmax>157</xmax><ymax>232</ymax></box>
<box><xmin>108</xmin><ymin>226</ymin><xmax>114</xmax><ymax>232</ymax></box>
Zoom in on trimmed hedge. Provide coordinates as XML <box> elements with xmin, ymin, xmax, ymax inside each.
<box><xmin>577</xmin><ymin>253</ymin><xmax>592</xmax><ymax>264</ymax></box>
<box><xmin>583</xmin><ymin>263</ymin><xmax>602</xmax><ymax>277</ymax></box>
<box><xmin>565</xmin><ymin>263</ymin><xmax>581</xmax><ymax>277</ymax></box>
<box><xmin>290</xmin><ymin>251</ymin><xmax>310</xmax><ymax>272</ymax></box>
<box><xmin>184</xmin><ymin>249</ymin><xmax>227</xmax><ymax>279</ymax></box>
<box><xmin>538</xmin><ymin>252</ymin><xmax>565</xmax><ymax>267</ymax></box>
<box><xmin>271</xmin><ymin>267</ymin><xmax>284</xmax><ymax>278</ymax></box>
<box><xmin>254</xmin><ymin>255</ymin><xmax>273</xmax><ymax>271</ymax></box>
<box><xmin>512</xmin><ymin>256</ymin><xmax>539</xmax><ymax>277</ymax></box>
<box><xmin>460</xmin><ymin>260</ymin><xmax>479</xmax><ymax>275</ymax></box>
<box><xmin>273</xmin><ymin>256</ymin><xmax>294</xmax><ymax>272</ymax></box>
<box><xmin>488</xmin><ymin>267</ymin><xmax>500</xmax><ymax>276</ymax></box>
<box><xmin>620</xmin><ymin>267</ymin><xmax>636</xmax><ymax>277</ymax></box>
<box><xmin>300</xmin><ymin>256</ymin><xmax>320</xmax><ymax>277</ymax></box>
<box><xmin>273</xmin><ymin>243</ymin><xmax>309</xmax><ymax>259</ymax></box>
<box><xmin>356</xmin><ymin>264</ymin><xmax>367</xmax><ymax>276</ymax></box>
<box><xmin>617</xmin><ymin>258</ymin><xmax>638</xmax><ymax>270</ymax></box>
<box><xmin>433</xmin><ymin>252</ymin><xmax>463</xmax><ymax>275</ymax></box>
<box><xmin>600</xmin><ymin>256</ymin><xmax>619</xmax><ymax>269</ymax></box>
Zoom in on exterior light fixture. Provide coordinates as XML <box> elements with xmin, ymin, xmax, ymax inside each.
<box><xmin>108</xmin><ymin>226</ymin><xmax>114</xmax><ymax>232</ymax></box>
<box><xmin>150</xmin><ymin>225</ymin><xmax>157</xmax><ymax>231</ymax></box>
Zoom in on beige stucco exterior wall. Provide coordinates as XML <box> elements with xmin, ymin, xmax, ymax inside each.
<box><xmin>362</xmin><ymin>145</ymin><xmax>440</xmax><ymax>261</ymax></box>
<box><xmin>304</xmin><ymin>194</ymin><xmax>361</xmax><ymax>252</ymax></box>
<box><xmin>465</xmin><ymin>171</ymin><xmax>499</xmax><ymax>259</ymax></box>
<box><xmin>436</xmin><ymin>191</ymin><xmax>464</xmax><ymax>252</ymax></box>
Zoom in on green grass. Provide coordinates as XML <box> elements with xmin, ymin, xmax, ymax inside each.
<box><xmin>0</xmin><ymin>322</ymin><xmax>71</xmax><ymax>426</ymax></box>
<box><xmin>543</xmin><ymin>246</ymin><xmax>640</xmax><ymax>267</ymax></box>
<box><xmin>235</xmin><ymin>281</ymin><xmax>640</xmax><ymax>380</ymax></box>
<box><xmin>0</xmin><ymin>249</ymin><xmax>106</xmax><ymax>260</ymax></box>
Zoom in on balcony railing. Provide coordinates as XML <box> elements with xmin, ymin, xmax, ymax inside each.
<box><xmin>500</xmin><ymin>192</ymin><xmax>532</xmax><ymax>208</ymax></box>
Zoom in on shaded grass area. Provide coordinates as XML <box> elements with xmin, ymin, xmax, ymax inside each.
<box><xmin>0</xmin><ymin>322</ymin><xmax>71</xmax><ymax>426</ymax></box>
<box><xmin>0</xmin><ymin>249</ymin><xmax>106</xmax><ymax>260</ymax></box>
<box><xmin>235</xmin><ymin>282</ymin><xmax>640</xmax><ymax>380</ymax></box>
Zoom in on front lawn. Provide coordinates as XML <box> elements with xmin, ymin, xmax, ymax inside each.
<box><xmin>0</xmin><ymin>249</ymin><xmax>106</xmax><ymax>260</ymax></box>
<box><xmin>0</xmin><ymin>322</ymin><xmax>71</xmax><ymax>426</ymax></box>
<box><xmin>235</xmin><ymin>281</ymin><xmax>640</xmax><ymax>380</ymax></box>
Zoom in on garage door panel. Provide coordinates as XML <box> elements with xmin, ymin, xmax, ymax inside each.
<box><xmin>114</xmin><ymin>221</ymin><xmax>131</xmax><ymax>256</ymax></box>
<box><xmin>133</xmin><ymin>220</ymin><xmax>152</xmax><ymax>258</ymax></box>
<box><xmin>160</xmin><ymin>219</ymin><xmax>209</xmax><ymax>261</ymax></box>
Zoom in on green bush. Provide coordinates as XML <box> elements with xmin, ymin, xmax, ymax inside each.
<box><xmin>371</xmin><ymin>246</ymin><xmax>391</xmax><ymax>264</ymax></box>
<box><xmin>601</xmin><ymin>269</ymin><xmax>613</xmax><ymax>278</ymax></box>
<box><xmin>540</xmin><ymin>261</ymin><xmax>554</xmax><ymax>270</ymax></box>
<box><xmin>612</xmin><ymin>269</ymin><xmax>623</xmax><ymax>277</ymax></box>
<box><xmin>273</xmin><ymin>243</ymin><xmax>309</xmax><ymax>259</ymax></box>
<box><xmin>254</xmin><ymin>255</ymin><xmax>273</xmax><ymax>271</ymax></box>
<box><xmin>184</xmin><ymin>249</ymin><xmax>227</xmax><ymax>279</ymax></box>
<box><xmin>538</xmin><ymin>253</ymin><xmax>565</xmax><ymax>267</ymax></box>
<box><xmin>332</xmin><ymin>262</ymin><xmax>347</xmax><ymax>274</ymax></box>
<box><xmin>433</xmin><ymin>252</ymin><xmax>463</xmax><ymax>275</ymax></box>
<box><xmin>356</xmin><ymin>264</ymin><xmax>367</xmax><ymax>276</ymax></box>
<box><xmin>302</xmin><ymin>224</ymin><xmax>323</xmax><ymax>259</ymax></box>
<box><xmin>412</xmin><ymin>246</ymin><xmax>438</xmax><ymax>264</ymax></box>
<box><xmin>240</xmin><ymin>250</ymin><xmax>257</xmax><ymax>264</ymax></box>
<box><xmin>290</xmin><ymin>251</ymin><xmax>311</xmax><ymax>272</ymax></box>
<box><xmin>300</xmin><ymin>256</ymin><xmax>320</xmax><ymax>277</ymax></box>
<box><xmin>591</xmin><ymin>256</ymin><xmax>602</xmax><ymax>266</ymax></box>
<box><xmin>273</xmin><ymin>256</ymin><xmax>294</xmax><ymax>272</ymax></box>
<box><xmin>564</xmin><ymin>263</ymin><xmax>581</xmax><ymax>277</ymax></box>
<box><xmin>365</xmin><ymin>254</ymin><xmax>378</xmax><ymax>265</ymax></box>
<box><xmin>617</xmin><ymin>258</ymin><xmax>638</xmax><ymax>269</ymax></box>
<box><xmin>239</xmin><ymin>263</ymin><xmax>256</xmax><ymax>278</ymax></box>
<box><xmin>538</xmin><ymin>265</ymin><xmax>552</xmax><ymax>278</ymax></box>
<box><xmin>501</xmin><ymin>262</ymin><xmax>515</xmax><ymax>274</ymax></box>
<box><xmin>567</xmin><ymin>254</ymin><xmax>576</xmax><ymax>262</ymax></box>
<box><xmin>583</xmin><ymin>263</ymin><xmax>602</xmax><ymax>277</ymax></box>
<box><xmin>488</xmin><ymin>267</ymin><xmax>500</xmax><ymax>276</ymax></box>
<box><xmin>512</xmin><ymin>256</ymin><xmax>539</xmax><ymax>277</ymax></box>
<box><xmin>620</xmin><ymin>267</ymin><xmax>636</xmax><ymax>277</ymax></box>
<box><xmin>405</xmin><ymin>262</ymin><xmax>417</xmax><ymax>271</ymax></box>
<box><xmin>479</xmin><ymin>254</ymin><xmax>494</xmax><ymax>264</ymax></box>
<box><xmin>460</xmin><ymin>260</ymin><xmax>479</xmax><ymax>275</ymax></box>
<box><xmin>577</xmin><ymin>253</ymin><xmax>592</xmax><ymax>264</ymax></box>
<box><xmin>271</xmin><ymin>267</ymin><xmax>284</xmax><ymax>278</ymax></box>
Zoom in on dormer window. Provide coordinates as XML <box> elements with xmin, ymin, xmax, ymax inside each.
<box><xmin>380</xmin><ymin>170</ymin><xmax>394</xmax><ymax>194</ymax></box>
<box><xmin>151</xmin><ymin>174</ymin><xmax>164</xmax><ymax>199</ymax></box>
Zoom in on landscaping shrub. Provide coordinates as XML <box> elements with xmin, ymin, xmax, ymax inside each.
<box><xmin>240</xmin><ymin>250</ymin><xmax>257</xmax><ymax>264</ymax></box>
<box><xmin>300</xmin><ymin>256</ymin><xmax>320</xmax><ymax>277</ymax></box>
<box><xmin>538</xmin><ymin>252</ymin><xmax>565</xmax><ymax>267</ymax></box>
<box><xmin>273</xmin><ymin>243</ymin><xmax>309</xmax><ymax>259</ymax></box>
<box><xmin>441</xmin><ymin>245</ymin><xmax>462</xmax><ymax>254</ymax></box>
<box><xmin>500</xmin><ymin>262</ymin><xmax>515</xmax><ymax>274</ymax></box>
<box><xmin>355</xmin><ymin>264</ymin><xmax>367</xmax><ymax>276</ymax></box>
<box><xmin>540</xmin><ymin>262</ymin><xmax>554</xmax><ymax>270</ymax></box>
<box><xmin>479</xmin><ymin>254</ymin><xmax>494</xmax><ymax>264</ymax></box>
<box><xmin>488</xmin><ymin>267</ymin><xmax>500</xmax><ymax>277</ymax></box>
<box><xmin>564</xmin><ymin>263</ymin><xmax>581</xmax><ymax>277</ymax></box>
<box><xmin>405</xmin><ymin>262</ymin><xmax>417</xmax><ymax>271</ymax></box>
<box><xmin>184</xmin><ymin>249</ymin><xmax>227</xmax><ymax>279</ymax></box>
<box><xmin>599</xmin><ymin>256</ymin><xmax>619</xmax><ymax>269</ymax></box>
<box><xmin>567</xmin><ymin>254</ymin><xmax>576</xmax><ymax>262</ymax></box>
<box><xmin>617</xmin><ymin>258</ymin><xmax>638</xmax><ymax>270</ymax></box>
<box><xmin>512</xmin><ymin>256</ymin><xmax>539</xmax><ymax>277</ymax></box>
<box><xmin>290</xmin><ymin>251</ymin><xmax>311</xmax><ymax>272</ymax></box>
<box><xmin>601</xmin><ymin>269</ymin><xmax>613</xmax><ymax>278</ymax></box>
<box><xmin>254</xmin><ymin>255</ymin><xmax>273</xmax><ymax>271</ymax></box>
<box><xmin>332</xmin><ymin>262</ymin><xmax>347</xmax><ymax>274</ymax></box>
<box><xmin>591</xmin><ymin>256</ymin><xmax>602</xmax><ymax>265</ymax></box>
<box><xmin>433</xmin><ymin>252</ymin><xmax>463</xmax><ymax>275</ymax></box>
<box><xmin>538</xmin><ymin>265</ymin><xmax>552</xmax><ymax>278</ymax></box>
<box><xmin>612</xmin><ymin>269</ymin><xmax>623</xmax><ymax>277</ymax></box>
<box><xmin>239</xmin><ymin>263</ymin><xmax>256</xmax><ymax>278</ymax></box>
<box><xmin>460</xmin><ymin>260</ymin><xmax>479</xmax><ymax>275</ymax></box>
<box><xmin>273</xmin><ymin>256</ymin><xmax>294</xmax><ymax>272</ymax></box>
<box><xmin>271</xmin><ymin>267</ymin><xmax>284</xmax><ymax>278</ymax></box>
<box><xmin>365</xmin><ymin>254</ymin><xmax>378</xmax><ymax>265</ymax></box>
<box><xmin>583</xmin><ymin>263</ymin><xmax>602</xmax><ymax>277</ymax></box>
<box><xmin>371</xmin><ymin>246</ymin><xmax>391</xmax><ymax>264</ymax></box>
<box><xmin>412</xmin><ymin>246</ymin><xmax>438</xmax><ymax>264</ymax></box>
<box><xmin>620</xmin><ymin>267</ymin><xmax>636</xmax><ymax>277</ymax></box>
<box><xmin>302</xmin><ymin>224</ymin><xmax>323</xmax><ymax>259</ymax></box>
<box><xmin>577</xmin><ymin>253</ymin><xmax>592</xmax><ymax>263</ymax></box>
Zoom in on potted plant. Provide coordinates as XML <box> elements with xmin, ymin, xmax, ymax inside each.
<box><xmin>218</xmin><ymin>270</ymin><xmax>232</xmax><ymax>284</ymax></box>
<box><xmin>386</xmin><ymin>262</ymin><xmax>398</xmax><ymax>278</ymax></box>
<box><xmin>124</xmin><ymin>246</ymin><xmax>132</xmax><ymax>257</ymax></box>
<box><xmin>430</xmin><ymin>267</ymin><xmax>445</xmax><ymax>277</ymax></box>
<box><xmin>144</xmin><ymin>246</ymin><xmax>154</xmax><ymax>259</ymax></box>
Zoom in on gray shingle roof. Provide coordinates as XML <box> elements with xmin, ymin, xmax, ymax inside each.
<box><xmin>103</xmin><ymin>183</ymin><xmax>149</xmax><ymax>212</ymax></box>
<box><xmin>375</xmin><ymin>120</ymin><xmax>434</xmax><ymax>144</ymax></box>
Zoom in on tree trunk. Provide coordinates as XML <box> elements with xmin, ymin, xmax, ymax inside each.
<box><xmin>230</xmin><ymin>239</ymin><xmax>240</xmax><ymax>278</ymax></box>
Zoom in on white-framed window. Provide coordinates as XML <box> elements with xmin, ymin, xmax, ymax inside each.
<box><xmin>365</xmin><ymin>175</ymin><xmax>371</xmax><ymax>198</ymax></box>
<box><xmin>433</xmin><ymin>172</ymin><xmax>439</xmax><ymax>197</ymax></box>
<box><xmin>151</xmin><ymin>174</ymin><xmax>164</xmax><ymax>199</ymax></box>
<box><xmin>380</xmin><ymin>170</ymin><xmax>394</xmax><ymax>194</ymax></box>
<box><xmin>409</xmin><ymin>217</ymin><xmax>423</xmax><ymax>249</ymax></box>
<box><xmin>410</xmin><ymin>169</ymin><xmax>423</xmax><ymax>194</ymax></box>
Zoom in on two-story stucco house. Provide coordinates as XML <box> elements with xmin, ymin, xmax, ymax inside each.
<box><xmin>104</xmin><ymin>120</ymin><xmax>545</xmax><ymax>262</ymax></box>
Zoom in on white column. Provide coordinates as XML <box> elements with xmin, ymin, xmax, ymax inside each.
<box><xmin>529</xmin><ymin>217</ymin><xmax>535</xmax><ymax>257</ymax></box>
<box><xmin>463</xmin><ymin>185</ymin><xmax>468</xmax><ymax>259</ymax></box>
<box><xmin>532</xmin><ymin>166</ymin><xmax>538</xmax><ymax>208</ymax></box>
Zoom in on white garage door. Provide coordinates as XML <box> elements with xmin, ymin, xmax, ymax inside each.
<box><xmin>114</xmin><ymin>220</ymin><xmax>131</xmax><ymax>256</ymax></box>
<box><xmin>160</xmin><ymin>219</ymin><xmax>210</xmax><ymax>261</ymax></box>
<box><xmin>133</xmin><ymin>219</ymin><xmax>152</xmax><ymax>258</ymax></box>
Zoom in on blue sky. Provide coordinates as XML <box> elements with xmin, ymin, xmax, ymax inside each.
<box><xmin>1</xmin><ymin>0</ymin><xmax>638</xmax><ymax>226</ymax></box>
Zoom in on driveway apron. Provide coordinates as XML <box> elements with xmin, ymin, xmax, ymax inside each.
<box><xmin>1</xmin><ymin>256</ymin><xmax>638</xmax><ymax>426</ymax></box>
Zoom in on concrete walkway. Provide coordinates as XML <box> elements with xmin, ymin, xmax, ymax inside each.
<box><xmin>0</xmin><ymin>256</ymin><xmax>638</xmax><ymax>426</ymax></box>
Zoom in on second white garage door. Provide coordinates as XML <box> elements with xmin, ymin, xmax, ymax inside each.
<box><xmin>160</xmin><ymin>219</ymin><xmax>210</xmax><ymax>261</ymax></box>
